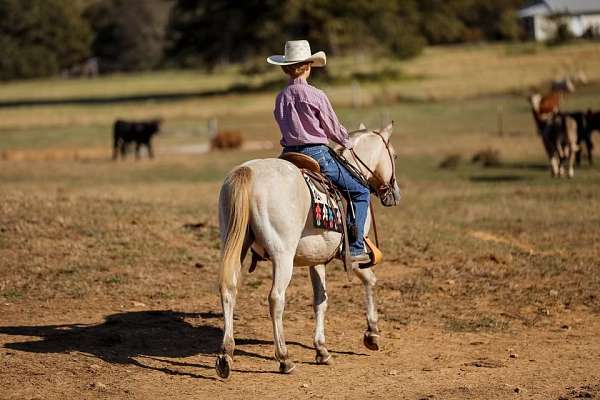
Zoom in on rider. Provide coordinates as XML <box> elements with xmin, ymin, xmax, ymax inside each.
<box><xmin>267</xmin><ymin>40</ymin><xmax>371</xmax><ymax>265</ymax></box>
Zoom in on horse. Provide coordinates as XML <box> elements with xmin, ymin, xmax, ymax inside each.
<box><xmin>215</xmin><ymin>123</ymin><xmax>401</xmax><ymax>378</ymax></box>
<box><xmin>529</xmin><ymin>94</ymin><xmax>578</xmax><ymax>177</ymax></box>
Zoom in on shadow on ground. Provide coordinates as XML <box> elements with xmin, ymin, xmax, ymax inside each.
<box><xmin>469</xmin><ymin>175</ymin><xmax>529</xmax><ymax>182</ymax></box>
<box><xmin>0</xmin><ymin>310</ymin><xmax>367</xmax><ymax>379</ymax></box>
<box><xmin>0</xmin><ymin>79</ymin><xmax>282</xmax><ymax>108</ymax></box>
<box><xmin>496</xmin><ymin>162</ymin><xmax>548</xmax><ymax>171</ymax></box>
<box><xmin>0</xmin><ymin>311</ymin><xmax>226</xmax><ymax>378</ymax></box>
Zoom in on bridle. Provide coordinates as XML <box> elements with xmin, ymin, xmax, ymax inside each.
<box><xmin>349</xmin><ymin>130</ymin><xmax>398</xmax><ymax>202</ymax></box>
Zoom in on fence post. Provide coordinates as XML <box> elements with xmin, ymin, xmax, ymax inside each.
<box><xmin>497</xmin><ymin>106</ymin><xmax>504</xmax><ymax>136</ymax></box>
<box><xmin>208</xmin><ymin>117</ymin><xmax>218</xmax><ymax>137</ymax></box>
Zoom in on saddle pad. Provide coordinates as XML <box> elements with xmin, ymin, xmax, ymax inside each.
<box><xmin>302</xmin><ymin>171</ymin><xmax>343</xmax><ymax>233</ymax></box>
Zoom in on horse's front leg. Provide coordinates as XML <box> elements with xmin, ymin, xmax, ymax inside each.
<box><xmin>567</xmin><ymin>145</ymin><xmax>575</xmax><ymax>178</ymax></box>
<box><xmin>354</xmin><ymin>267</ymin><xmax>380</xmax><ymax>351</ymax></box>
<box><xmin>550</xmin><ymin>154</ymin><xmax>560</xmax><ymax>177</ymax></box>
<box><xmin>270</xmin><ymin>254</ymin><xmax>296</xmax><ymax>373</ymax></box>
<box><xmin>309</xmin><ymin>264</ymin><xmax>332</xmax><ymax>365</ymax></box>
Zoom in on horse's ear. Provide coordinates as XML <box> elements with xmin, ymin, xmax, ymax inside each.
<box><xmin>381</xmin><ymin>121</ymin><xmax>394</xmax><ymax>140</ymax></box>
<box><xmin>359</xmin><ymin>122</ymin><xmax>366</xmax><ymax>130</ymax></box>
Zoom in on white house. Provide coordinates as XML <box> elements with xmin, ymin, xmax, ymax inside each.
<box><xmin>519</xmin><ymin>0</ymin><xmax>600</xmax><ymax>41</ymax></box>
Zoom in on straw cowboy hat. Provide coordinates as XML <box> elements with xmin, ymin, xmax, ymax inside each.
<box><xmin>267</xmin><ymin>40</ymin><xmax>326</xmax><ymax>67</ymax></box>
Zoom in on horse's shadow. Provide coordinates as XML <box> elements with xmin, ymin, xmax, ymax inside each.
<box><xmin>0</xmin><ymin>310</ymin><xmax>368</xmax><ymax>379</ymax></box>
<box><xmin>0</xmin><ymin>310</ymin><xmax>269</xmax><ymax>380</ymax></box>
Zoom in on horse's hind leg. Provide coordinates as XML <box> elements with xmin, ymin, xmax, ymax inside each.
<box><xmin>309</xmin><ymin>264</ymin><xmax>332</xmax><ymax>365</ymax></box>
<box><xmin>269</xmin><ymin>253</ymin><xmax>295</xmax><ymax>373</ymax></box>
<box><xmin>216</xmin><ymin>281</ymin><xmax>236</xmax><ymax>379</ymax></box>
<box><xmin>215</xmin><ymin>239</ymin><xmax>252</xmax><ymax>380</ymax></box>
<box><xmin>354</xmin><ymin>267</ymin><xmax>380</xmax><ymax>351</ymax></box>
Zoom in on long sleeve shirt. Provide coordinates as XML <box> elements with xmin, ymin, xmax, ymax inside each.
<box><xmin>274</xmin><ymin>77</ymin><xmax>352</xmax><ymax>149</ymax></box>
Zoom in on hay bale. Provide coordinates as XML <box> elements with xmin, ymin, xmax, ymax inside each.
<box><xmin>211</xmin><ymin>130</ymin><xmax>243</xmax><ymax>150</ymax></box>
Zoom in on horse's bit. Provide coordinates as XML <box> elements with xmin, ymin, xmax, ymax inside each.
<box><xmin>349</xmin><ymin>130</ymin><xmax>398</xmax><ymax>205</ymax></box>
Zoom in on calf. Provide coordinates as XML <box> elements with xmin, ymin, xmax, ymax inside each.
<box><xmin>113</xmin><ymin>119</ymin><xmax>161</xmax><ymax>160</ymax></box>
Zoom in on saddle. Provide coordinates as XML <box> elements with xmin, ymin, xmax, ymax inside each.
<box><xmin>280</xmin><ymin>152</ymin><xmax>321</xmax><ymax>173</ymax></box>
<box><xmin>249</xmin><ymin>151</ymin><xmax>381</xmax><ymax>278</ymax></box>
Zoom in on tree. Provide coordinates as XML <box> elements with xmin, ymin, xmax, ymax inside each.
<box><xmin>165</xmin><ymin>0</ymin><xmax>285</xmax><ymax>68</ymax></box>
<box><xmin>165</xmin><ymin>0</ymin><xmax>425</xmax><ymax>69</ymax></box>
<box><xmin>0</xmin><ymin>0</ymin><xmax>92</xmax><ymax>80</ymax></box>
<box><xmin>418</xmin><ymin>0</ymin><xmax>526</xmax><ymax>44</ymax></box>
<box><xmin>84</xmin><ymin>0</ymin><xmax>172</xmax><ymax>72</ymax></box>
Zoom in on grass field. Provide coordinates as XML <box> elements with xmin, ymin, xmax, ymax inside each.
<box><xmin>1</xmin><ymin>42</ymin><xmax>600</xmax><ymax>399</ymax></box>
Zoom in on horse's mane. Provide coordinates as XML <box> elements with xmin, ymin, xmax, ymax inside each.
<box><xmin>333</xmin><ymin>128</ymin><xmax>370</xmax><ymax>153</ymax></box>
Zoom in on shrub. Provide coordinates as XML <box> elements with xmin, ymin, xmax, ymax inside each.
<box><xmin>471</xmin><ymin>148</ymin><xmax>501</xmax><ymax>167</ymax></box>
<box><xmin>438</xmin><ymin>154</ymin><xmax>462</xmax><ymax>169</ymax></box>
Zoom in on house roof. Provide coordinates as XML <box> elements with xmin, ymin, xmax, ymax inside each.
<box><xmin>519</xmin><ymin>0</ymin><xmax>600</xmax><ymax>17</ymax></box>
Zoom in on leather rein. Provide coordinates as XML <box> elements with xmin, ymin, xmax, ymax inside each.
<box><xmin>333</xmin><ymin>130</ymin><xmax>397</xmax><ymax>248</ymax></box>
<box><xmin>349</xmin><ymin>130</ymin><xmax>397</xmax><ymax>200</ymax></box>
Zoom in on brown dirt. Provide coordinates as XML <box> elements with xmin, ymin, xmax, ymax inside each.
<box><xmin>1</xmin><ymin>187</ymin><xmax>599</xmax><ymax>400</ymax></box>
<box><xmin>1</xmin><ymin>147</ymin><xmax>599</xmax><ymax>399</ymax></box>
<box><xmin>2</xmin><ymin>268</ymin><xmax>599</xmax><ymax>400</ymax></box>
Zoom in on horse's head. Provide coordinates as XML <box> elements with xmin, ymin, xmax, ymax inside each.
<box><xmin>348</xmin><ymin>122</ymin><xmax>401</xmax><ymax>207</ymax></box>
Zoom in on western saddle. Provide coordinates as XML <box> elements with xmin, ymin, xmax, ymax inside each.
<box><xmin>280</xmin><ymin>152</ymin><xmax>382</xmax><ymax>269</ymax></box>
<box><xmin>249</xmin><ymin>151</ymin><xmax>382</xmax><ymax>276</ymax></box>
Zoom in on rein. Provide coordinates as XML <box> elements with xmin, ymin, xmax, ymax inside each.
<box><xmin>349</xmin><ymin>130</ymin><xmax>397</xmax><ymax>201</ymax></box>
<box><xmin>332</xmin><ymin>130</ymin><xmax>397</xmax><ymax>248</ymax></box>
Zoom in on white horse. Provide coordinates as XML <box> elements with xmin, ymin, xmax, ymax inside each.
<box><xmin>215</xmin><ymin>123</ymin><xmax>401</xmax><ymax>378</ymax></box>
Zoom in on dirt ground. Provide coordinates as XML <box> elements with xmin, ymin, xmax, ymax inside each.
<box><xmin>1</xmin><ymin>152</ymin><xmax>600</xmax><ymax>399</ymax></box>
<box><xmin>2</xmin><ymin>265</ymin><xmax>599</xmax><ymax>400</ymax></box>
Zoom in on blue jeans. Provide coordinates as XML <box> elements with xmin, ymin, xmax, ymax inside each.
<box><xmin>283</xmin><ymin>144</ymin><xmax>370</xmax><ymax>256</ymax></box>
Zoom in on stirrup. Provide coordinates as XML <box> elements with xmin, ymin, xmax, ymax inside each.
<box><xmin>359</xmin><ymin>237</ymin><xmax>383</xmax><ymax>268</ymax></box>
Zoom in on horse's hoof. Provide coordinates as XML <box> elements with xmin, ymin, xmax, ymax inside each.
<box><xmin>215</xmin><ymin>354</ymin><xmax>233</xmax><ymax>380</ymax></box>
<box><xmin>315</xmin><ymin>353</ymin><xmax>334</xmax><ymax>365</ymax></box>
<box><xmin>279</xmin><ymin>360</ymin><xmax>297</xmax><ymax>374</ymax></box>
<box><xmin>363</xmin><ymin>333</ymin><xmax>380</xmax><ymax>351</ymax></box>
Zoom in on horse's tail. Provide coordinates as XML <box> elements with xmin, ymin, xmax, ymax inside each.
<box><xmin>219</xmin><ymin>166</ymin><xmax>252</xmax><ymax>292</ymax></box>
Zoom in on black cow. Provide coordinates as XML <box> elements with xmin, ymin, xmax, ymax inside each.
<box><xmin>571</xmin><ymin>110</ymin><xmax>600</xmax><ymax>166</ymax></box>
<box><xmin>569</xmin><ymin>112</ymin><xmax>591</xmax><ymax>166</ymax></box>
<box><xmin>583</xmin><ymin>110</ymin><xmax>600</xmax><ymax>165</ymax></box>
<box><xmin>113</xmin><ymin>119</ymin><xmax>161</xmax><ymax>160</ymax></box>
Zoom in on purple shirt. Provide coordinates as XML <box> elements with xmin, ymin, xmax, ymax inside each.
<box><xmin>274</xmin><ymin>77</ymin><xmax>352</xmax><ymax>149</ymax></box>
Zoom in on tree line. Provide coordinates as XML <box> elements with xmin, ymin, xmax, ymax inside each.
<box><xmin>0</xmin><ymin>0</ymin><xmax>528</xmax><ymax>80</ymax></box>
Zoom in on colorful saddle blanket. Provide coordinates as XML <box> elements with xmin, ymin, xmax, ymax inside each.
<box><xmin>302</xmin><ymin>171</ymin><xmax>344</xmax><ymax>233</ymax></box>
